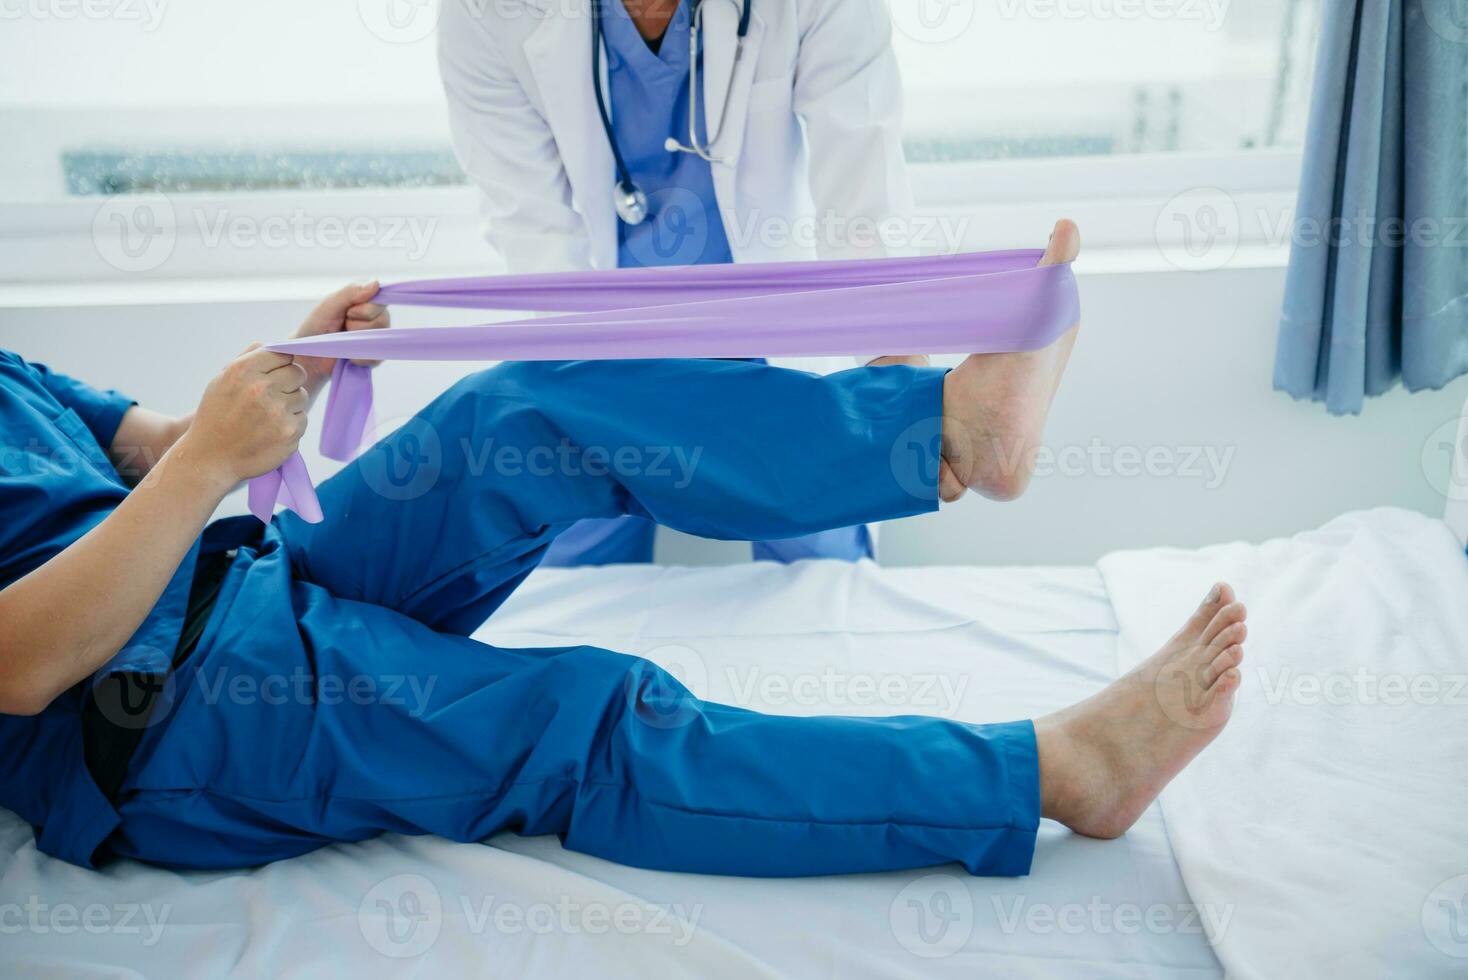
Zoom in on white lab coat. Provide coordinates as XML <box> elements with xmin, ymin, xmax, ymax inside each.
<box><xmin>437</xmin><ymin>0</ymin><xmax>913</xmax><ymax>554</ymax></box>
<box><xmin>437</xmin><ymin>0</ymin><xmax>915</xmax><ymax>276</ymax></box>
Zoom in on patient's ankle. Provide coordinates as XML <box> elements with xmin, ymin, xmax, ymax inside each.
<box><xmin>936</xmin><ymin>220</ymin><xmax>1082</xmax><ymax>504</ymax></box>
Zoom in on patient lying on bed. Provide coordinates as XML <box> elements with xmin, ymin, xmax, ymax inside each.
<box><xmin>0</xmin><ymin>220</ymin><xmax>1247</xmax><ymax>876</ymax></box>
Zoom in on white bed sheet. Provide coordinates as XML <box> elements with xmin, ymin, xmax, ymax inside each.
<box><xmin>0</xmin><ymin>562</ymin><xmax>1222</xmax><ymax>979</ymax></box>
<box><xmin>1100</xmin><ymin>508</ymin><xmax>1468</xmax><ymax>979</ymax></box>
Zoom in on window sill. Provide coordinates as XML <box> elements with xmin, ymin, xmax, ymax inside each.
<box><xmin>0</xmin><ymin>149</ymin><xmax>1300</xmax><ymax>309</ymax></box>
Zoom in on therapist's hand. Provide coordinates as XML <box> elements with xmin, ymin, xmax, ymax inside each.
<box><xmin>177</xmin><ymin>346</ymin><xmax>310</xmax><ymax>488</ymax></box>
<box><xmin>290</xmin><ymin>281</ymin><xmax>392</xmax><ymax>395</ymax></box>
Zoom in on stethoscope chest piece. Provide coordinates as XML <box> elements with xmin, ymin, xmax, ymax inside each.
<box><xmin>613</xmin><ymin>179</ymin><xmax>650</xmax><ymax>226</ymax></box>
<box><xmin>592</xmin><ymin>0</ymin><xmax>752</xmax><ymax>226</ymax></box>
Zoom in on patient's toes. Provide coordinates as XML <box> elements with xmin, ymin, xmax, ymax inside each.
<box><xmin>1212</xmin><ymin>667</ymin><xmax>1243</xmax><ymax>696</ymax></box>
<box><xmin>1208</xmin><ymin>621</ymin><xmax>1247</xmax><ymax>656</ymax></box>
<box><xmin>1039</xmin><ymin>219</ymin><xmax>1081</xmax><ymax>267</ymax></box>
<box><xmin>1181</xmin><ymin>583</ymin><xmax>1232</xmax><ymax>636</ymax></box>
<box><xmin>1204</xmin><ymin>601</ymin><xmax>1247</xmax><ymax>644</ymax></box>
<box><xmin>1204</xmin><ymin>645</ymin><xmax>1244</xmax><ymax>688</ymax></box>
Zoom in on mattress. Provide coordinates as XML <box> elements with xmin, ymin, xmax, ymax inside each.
<box><xmin>0</xmin><ymin>561</ymin><xmax>1222</xmax><ymax>979</ymax></box>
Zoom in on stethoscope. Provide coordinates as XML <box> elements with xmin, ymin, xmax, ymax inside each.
<box><xmin>591</xmin><ymin>0</ymin><xmax>753</xmax><ymax>226</ymax></box>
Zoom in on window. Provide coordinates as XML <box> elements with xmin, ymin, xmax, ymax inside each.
<box><xmin>1</xmin><ymin>0</ymin><xmax>1319</xmax><ymax>198</ymax></box>
<box><xmin>0</xmin><ymin>0</ymin><xmax>1319</xmax><ymax>290</ymax></box>
<box><xmin>893</xmin><ymin>0</ymin><xmax>1320</xmax><ymax>162</ymax></box>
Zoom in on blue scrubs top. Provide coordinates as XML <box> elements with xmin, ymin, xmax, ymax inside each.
<box><xmin>0</xmin><ymin>350</ymin><xmax>199</xmax><ymax>866</ymax></box>
<box><xmin>605</xmin><ymin>0</ymin><xmax>734</xmax><ymax>269</ymax></box>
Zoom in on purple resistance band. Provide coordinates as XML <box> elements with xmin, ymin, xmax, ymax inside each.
<box><xmin>249</xmin><ymin>249</ymin><xmax>1080</xmax><ymax>523</ymax></box>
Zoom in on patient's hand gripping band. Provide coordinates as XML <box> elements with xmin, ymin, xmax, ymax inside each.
<box><xmin>251</xmin><ymin>248</ymin><xmax>1080</xmax><ymax>523</ymax></box>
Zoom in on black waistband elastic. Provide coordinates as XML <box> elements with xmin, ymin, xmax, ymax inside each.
<box><xmin>81</xmin><ymin>548</ymin><xmax>234</xmax><ymax>802</ymax></box>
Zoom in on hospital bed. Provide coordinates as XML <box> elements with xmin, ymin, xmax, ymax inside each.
<box><xmin>3</xmin><ymin>401</ymin><xmax>1466</xmax><ymax>979</ymax></box>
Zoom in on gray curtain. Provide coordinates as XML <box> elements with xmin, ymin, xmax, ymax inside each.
<box><xmin>1275</xmin><ymin>0</ymin><xmax>1468</xmax><ymax>415</ymax></box>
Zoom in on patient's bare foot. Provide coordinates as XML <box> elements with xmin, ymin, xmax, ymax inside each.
<box><xmin>1033</xmin><ymin>583</ymin><xmax>1245</xmax><ymax>839</ymax></box>
<box><xmin>939</xmin><ymin>220</ymin><xmax>1081</xmax><ymax>501</ymax></box>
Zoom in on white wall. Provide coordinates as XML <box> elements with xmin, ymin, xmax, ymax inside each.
<box><xmin>4</xmin><ymin>258</ymin><xmax>1463</xmax><ymax>567</ymax></box>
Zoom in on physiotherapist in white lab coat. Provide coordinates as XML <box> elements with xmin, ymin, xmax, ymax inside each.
<box><xmin>438</xmin><ymin>0</ymin><xmax>928</xmax><ymax>565</ymax></box>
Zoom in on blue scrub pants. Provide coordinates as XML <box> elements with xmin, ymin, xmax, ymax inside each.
<box><xmin>108</xmin><ymin>360</ymin><xmax>1040</xmax><ymax>876</ymax></box>
<box><xmin>541</xmin><ymin>359</ymin><xmax>873</xmax><ymax>566</ymax></box>
<box><xmin>540</xmin><ymin>513</ymin><xmax>874</xmax><ymax>565</ymax></box>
